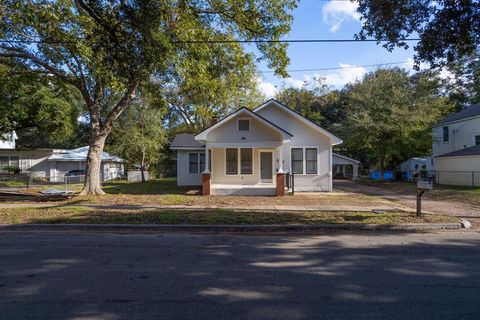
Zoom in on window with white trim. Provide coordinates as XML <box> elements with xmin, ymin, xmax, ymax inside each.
<box><xmin>291</xmin><ymin>148</ymin><xmax>303</xmax><ymax>174</ymax></box>
<box><xmin>443</xmin><ymin>126</ymin><xmax>449</xmax><ymax>142</ymax></box>
<box><xmin>305</xmin><ymin>148</ymin><xmax>317</xmax><ymax>174</ymax></box>
<box><xmin>226</xmin><ymin>148</ymin><xmax>238</xmax><ymax>175</ymax></box>
<box><xmin>238</xmin><ymin>119</ymin><xmax>250</xmax><ymax>131</ymax></box>
<box><xmin>0</xmin><ymin>156</ymin><xmax>20</xmax><ymax>172</ymax></box>
<box><xmin>240</xmin><ymin>148</ymin><xmax>253</xmax><ymax>174</ymax></box>
<box><xmin>188</xmin><ymin>153</ymin><xmax>205</xmax><ymax>174</ymax></box>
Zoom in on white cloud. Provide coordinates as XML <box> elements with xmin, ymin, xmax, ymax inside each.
<box><xmin>322</xmin><ymin>63</ymin><xmax>367</xmax><ymax>87</ymax></box>
<box><xmin>285</xmin><ymin>77</ymin><xmax>305</xmax><ymax>88</ymax></box>
<box><xmin>256</xmin><ymin>77</ymin><xmax>277</xmax><ymax>98</ymax></box>
<box><xmin>322</xmin><ymin>1</ymin><xmax>361</xmax><ymax>32</ymax></box>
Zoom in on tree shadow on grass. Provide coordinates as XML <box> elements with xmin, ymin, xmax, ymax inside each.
<box><xmin>1</xmin><ymin>231</ymin><xmax>479</xmax><ymax>319</ymax></box>
<box><xmin>101</xmin><ymin>179</ymin><xmax>200</xmax><ymax>195</ymax></box>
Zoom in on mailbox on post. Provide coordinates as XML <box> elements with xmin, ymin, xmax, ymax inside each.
<box><xmin>416</xmin><ymin>179</ymin><xmax>433</xmax><ymax>216</ymax></box>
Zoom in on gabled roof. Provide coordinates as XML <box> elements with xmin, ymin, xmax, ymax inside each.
<box><xmin>170</xmin><ymin>134</ymin><xmax>205</xmax><ymax>150</ymax></box>
<box><xmin>435</xmin><ymin>103</ymin><xmax>480</xmax><ymax>126</ymax></box>
<box><xmin>48</xmin><ymin>146</ymin><xmax>123</xmax><ymax>162</ymax></box>
<box><xmin>195</xmin><ymin>107</ymin><xmax>293</xmax><ymax>142</ymax></box>
<box><xmin>253</xmin><ymin>99</ymin><xmax>343</xmax><ymax>145</ymax></box>
<box><xmin>435</xmin><ymin>144</ymin><xmax>480</xmax><ymax>158</ymax></box>
<box><xmin>332</xmin><ymin>153</ymin><xmax>360</xmax><ymax>164</ymax></box>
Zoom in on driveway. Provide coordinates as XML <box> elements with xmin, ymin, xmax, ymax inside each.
<box><xmin>334</xmin><ymin>180</ymin><xmax>480</xmax><ymax>219</ymax></box>
<box><xmin>1</xmin><ymin>231</ymin><xmax>480</xmax><ymax>320</ymax></box>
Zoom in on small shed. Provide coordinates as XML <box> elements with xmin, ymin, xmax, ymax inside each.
<box><xmin>400</xmin><ymin>157</ymin><xmax>427</xmax><ymax>172</ymax></box>
<box><xmin>332</xmin><ymin>153</ymin><xmax>360</xmax><ymax>180</ymax></box>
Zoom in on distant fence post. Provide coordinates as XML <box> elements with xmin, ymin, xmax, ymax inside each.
<box><xmin>473</xmin><ymin>171</ymin><xmax>475</xmax><ymax>188</ymax></box>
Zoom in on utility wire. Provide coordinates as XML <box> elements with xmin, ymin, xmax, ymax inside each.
<box><xmin>0</xmin><ymin>38</ymin><xmax>419</xmax><ymax>44</ymax></box>
<box><xmin>259</xmin><ymin>61</ymin><xmax>415</xmax><ymax>73</ymax></box>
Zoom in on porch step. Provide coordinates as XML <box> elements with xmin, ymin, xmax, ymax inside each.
<box><xmin>211</xmin><ymin>184</ymin><xmax>276</xmax><ymax>196</ymax></box>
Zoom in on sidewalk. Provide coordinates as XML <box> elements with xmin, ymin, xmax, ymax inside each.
<box><xmin>0</xmin><ymin>202</ymin><xmax>415</xmax><ymax>213</ymax></box>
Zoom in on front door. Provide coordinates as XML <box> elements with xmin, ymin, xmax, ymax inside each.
<box><xmin>260</xmin><ymin>152</ymin><xmax>273</xmax><ymax>183</ymax></box>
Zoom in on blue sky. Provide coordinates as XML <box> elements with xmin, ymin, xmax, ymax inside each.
<box><xmin>256</xmin><ymin>0</ymin><xmax>420</xmax><ymax>97</ymax></box>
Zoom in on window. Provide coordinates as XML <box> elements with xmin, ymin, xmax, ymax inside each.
<box><xmin>189</xmin><ymin>153</ymin><xmax>199</xmax><ymax>174</ymax></box>
<box><xmin>0</xmin><ymin>156</ymin><xmax>8</xmax><ymax>171</ymax></box>
<box><xmin>226</xmin><ymin>148</ymin><xmax>238</xmax><ymax>174</ymax></box>
<box><xmin>240</xmin><ymin>148</ymin><xmax>253</xmax><ymax>174</ymax></box>
<box><xmin>291</xmin><ymin>148</ymin><xmax>303</xmax><ymax>174</ymax></box>
<box><xmin>443</xmin><ymin>126</ymin><xmax>449</xmax><ymax>142</ymax></box>
<box><xmin>305</xmin><ymin>148</ymin><xmax>317</xmax><ymax>174</ymax></box>
<box><xmin>238</xmin><ymin>119</ymin><xmax>250</xmax><ymax>131</ymax></box>
<box><xmin>476</xmin><ymin>135</ymin><xmax>480</xmax><ymax>146</ymax></box>
<box><xmin>199</xmin><ymin>153</ymin><xmax>205</xmax><ymax>173</ymax></box>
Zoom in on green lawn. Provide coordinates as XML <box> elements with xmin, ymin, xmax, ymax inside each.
<box><xmin>0</xmin><ymin>206</ymin><xmax>458</xmax><ymax>225</ymax></box>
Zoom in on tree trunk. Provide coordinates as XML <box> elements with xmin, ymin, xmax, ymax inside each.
<box><xmin>140</xmin><ymin>150</ymin><xmax>146</xmax><ymax>183</ymax></box>
<box><xmin>80</xmin><ymin>132</ymin><xmax>107</xmax><ymax>195</ymax></box>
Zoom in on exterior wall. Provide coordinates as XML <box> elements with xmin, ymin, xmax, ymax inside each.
<box><xmin>432</xmin><ymin>117</ymin><xmax>480</xmax><ymax>157</ymax></box>
<box><xmin>210</xmin><ymin>147</ymin><xmax>273</xmax><ymax>185</ymax></box>
<box><xmin>332</xmin><ymin>154</ymin><xmax>359</xmax><ymax>180</ymax></box>
<box><xmin>0</xmin><ymin>132</ymin><xmax>16</xmax><ymax>149</ymax></box>
<box><xmin>256</xmin><ymin>104</ymin><xmax>332</xmax><ymax>191</ymax></box>
<box><xmin>0</xmin><ymin>150</ymin><xmax>121</xmax><ymax>182</ymax></box>
<box><xmin>207</xmin><ymin>112</ymin><xmax>283</xmax><ymax>145</ymax></box>
<box><xmin>400</xmin><ymin>159</ymin><xmax>427</xmax><ymax>172</ymax></box>
<box><xmin>0</xmin><ymin>150</ymin><xmax>53</xmax><ymax>179</ymax></box>
<box><xmin>435</xmin><ymin>156</ymin><xmax>480</xmax><ymax>187</ymax></box>
<box><xmin>176</xmin><ymin>149</ymin><xmax>204</xmax><ymax>186</ymax></box>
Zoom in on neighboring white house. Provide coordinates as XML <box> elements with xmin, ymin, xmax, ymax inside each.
<box><xmin>0</xmin><ymin>146</ymin><xmax>124</xmax><ymax>182</ymax></box>
<box><xmin>432</xmin><ymin>103</ymin><xmax>480</xmax><ymax>186</ymax></box>
<box><xmin>0</xmin><ymin>132</ymin><xmax>18</xmax><ymax>150</ymax></box>
<box><xmin>332</xmin><ymin>153</ymin><xmax>360</xmax><ymax>180</ymax></box>
<box><xmin>170</xmin><ymin>99</ymin><xmax>343</xmax><ymax>195</ymax></box>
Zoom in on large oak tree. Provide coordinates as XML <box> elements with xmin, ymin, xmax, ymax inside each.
<box><xmin>0</xmin><ymin>0</ymin><xmax>295</xmax><ymax>194</ymax></box>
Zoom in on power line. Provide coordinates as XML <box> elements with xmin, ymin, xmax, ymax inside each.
<box><xmin>259</xmin><ymin>61</ymin><xmax>415</xmax><ymax>73</ymax></box>
<box><xmin>0</xmin><ymin>38</ymin><xmax>420</xmax><ymax>44</ymax></box>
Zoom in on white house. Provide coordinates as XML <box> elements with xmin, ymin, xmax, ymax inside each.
<box><xmin>170</xmin><ymin>99</ymin><xmax>343</xmax><ymax>195</ymax></box>
<box><xmin>0</xmin><ymin>146</ymin><xmax>124</xmax><ymax>182</ymax></box>
<box><xmin>432</xmin><ymin>103</ymin><xmax>480</xmax><ymax>186</ymax></box>
<box><xmin>0</xmin><ymin>132</ymin><xmax>18</xmax><ymax>149</ymax></box>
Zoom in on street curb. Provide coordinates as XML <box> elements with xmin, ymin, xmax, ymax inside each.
<box><xmin>0</xmin><ymin>222</ymin><xmax>464</xmax><ymax>233</ymax></box>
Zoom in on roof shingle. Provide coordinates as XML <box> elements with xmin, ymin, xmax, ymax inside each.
<box><xmin>436</xmin><ymin>144</ymin><xmax>480</xmax><ymax>158</ymax></box>
<box><xmin>436</xmin><ymin>103</ymin><xmax>480</xmax><ymax>126</ymax></box>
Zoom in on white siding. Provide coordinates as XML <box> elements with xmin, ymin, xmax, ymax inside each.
<box><xmin>432</xmin><ymin>117</ymin><xmax>480</xmax><ymax>157</ymax></box>
<box><xmin>176</xmin><ymin>150</ymin><xmax>204</xmax><ymax>186</ymax></box>
<box><xmin>256</xmin><ymin>104</ymin><xmax>332</xmax><ymax>191</ymax></box>
<box><xmin>435</xmin><ymin>156</ymin><xmax>480</xmax><ymax>187</ymax></box>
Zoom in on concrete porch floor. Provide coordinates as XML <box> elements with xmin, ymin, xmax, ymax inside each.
<box><xmin>211</xmin><ymin>183</ymin><xmax>276</xmax><ymax>196</ymax></box>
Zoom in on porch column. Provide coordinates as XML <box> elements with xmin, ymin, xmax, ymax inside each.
<box><xmin>276</xmin><ymin>172</ymin><xmax>285</xmax><ymax>196</ymax></box>
<box><xmin>202</xmin><ymin>172</ymin><xmax>211</xmax><ymax>196</ymax></box>
<box><xmin>204</xmin><ymin>144</ymin><xmax>210</xmax><ymax>173</ymax></box>
<box><xmin>278</xmin><ymin>146</ymin><xmax>284</xmax><ymax>173</ymax></box>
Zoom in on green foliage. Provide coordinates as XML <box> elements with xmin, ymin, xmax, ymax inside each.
<box><xmin>356</xmin><ymin>0</ymin><xmax>480</xmax><ymax>67</ymax></box>
<box><xmin>0</xmin><ymin>60</ymin><xmax>83</xmax><ymax>148</ymax></box>
<box><xmin>341</xmin><ymin>68</ymin><xmax>455</xmax><ymax>169</ymax></box>
<box><xmin>107</xmin><ymin>101</ymin><xmax>167</xmax><ymax>178</ymax></box>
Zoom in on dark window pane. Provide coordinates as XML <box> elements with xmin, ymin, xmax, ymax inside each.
<box><xmin>291</xmin><ymin>148</ymin><xmax>303</xmax><ymax>174</ymax></box>
<box><xmin>226</xmin><ymin>148</ymin><xmax>238</xmax><ymax>174</ymax></box>
<box><xmin>199</xmin><ymin>153</ymin><xmax>205</xmax><ymax>173</ymax></box>
<box><xmin>9</xmin><ymin>156</ymin><xmax>19</xmax><ymax>169</ymax></box>
<box><xmin>189</xmin><ymin>153</ymin><xmax>198</xmax><ymax>174</ymax></box>
<box><xmin>306</xmin><ymin>148</ymin><xmax>317</xmax><ymax>174</ymax></box>
<box><xmin>241</xmin><ymin>148</ymin><xmax>252</xmax><ymax>174</ymax></box>
<box><xmin>443</xmin><ymin>126</ymin><xmax>449</xmax><ymax>142</ymax></box>
<box><xmin>238</xmin><ymin>119</ymin><xmax>250</xmax><ymax>131</ymax></box>
<box><xmin>476</xmin><ymin>135</ymin><xmax>480</xmax><ymax>146</ymax></box>
<box><xmin>0</xmin><ymin>156</ymin><xmax>8</xmax><ymax>171</ymax></box>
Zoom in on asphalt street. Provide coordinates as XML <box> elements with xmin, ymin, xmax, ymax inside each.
<box><xmin>1</xmin><ymin>231</ymin><xmax>479</xmax><ymax>320</ymax></box>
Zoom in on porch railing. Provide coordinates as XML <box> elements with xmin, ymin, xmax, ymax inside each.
<box><xmin>285</xmin><ymin>172</ymin><xmax>294</xmax><ymax>195</ymax></box>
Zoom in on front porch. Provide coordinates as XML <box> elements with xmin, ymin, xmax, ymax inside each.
<box><xmin>202</xmin><ymin>146</ymin><xmax>287</xmax><ymax>196</ymax></box>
